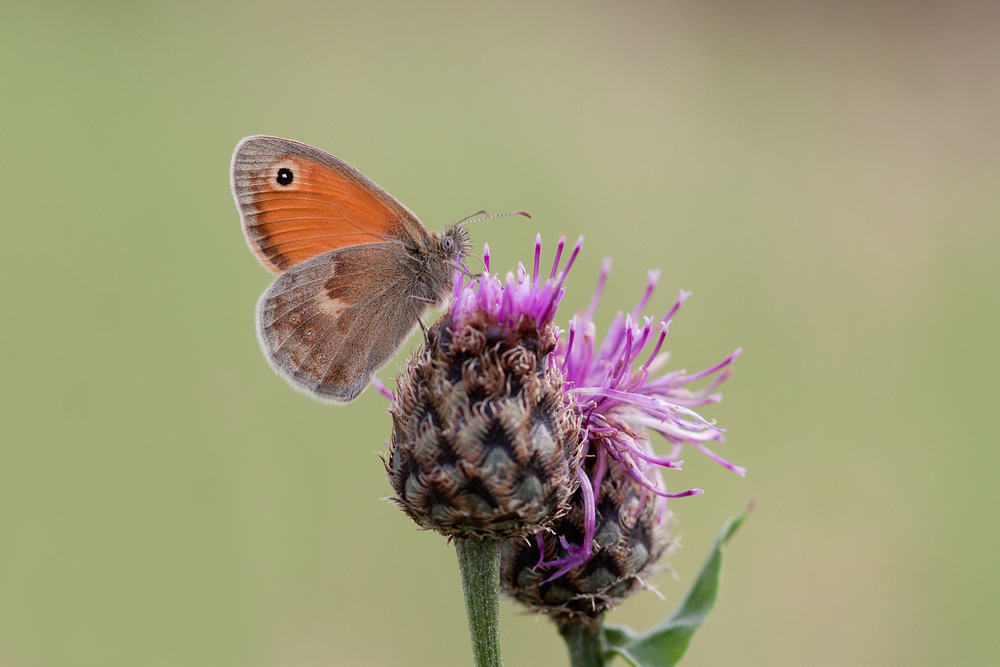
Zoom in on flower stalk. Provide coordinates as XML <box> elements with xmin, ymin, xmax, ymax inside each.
<box><xmin>558</xmin><ymin>618</ymin><xmax>607</xmax><ymax>667</ymax></box>
<box><xmin>455</xmin><ymin>538</ymin><xmax>503</xmax><ymax>667</ymax></box>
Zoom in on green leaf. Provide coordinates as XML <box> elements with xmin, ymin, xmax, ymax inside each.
<box><xmin>602</xmin><ymin>511</ymin><xmax>748</xmax><ymax>667</ymax></box>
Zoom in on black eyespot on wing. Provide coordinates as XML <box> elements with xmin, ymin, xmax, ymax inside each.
<box><xmin>276</xmin><ymin>168</ymin><xmax>294</xmax><ymax>185</ymax></box>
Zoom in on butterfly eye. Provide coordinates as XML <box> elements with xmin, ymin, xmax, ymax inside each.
<box><xmin>441</xmin><ymin>236</ymin><xmax>456</xmax><ymax>253</ymax></box>
<box><xmin>276</xmin><ymin>168</ymin><xmax>294</xmax><ymax>186</ymax></box>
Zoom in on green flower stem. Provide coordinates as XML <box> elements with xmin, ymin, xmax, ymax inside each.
<box><xmin>455</xmin><ymin>538</ymin><xmax>503</xmax><ymax>667</ymax></box>
<box><xmin>558</xmin><ymin>618</ymin><xmax>607</xmax><ymax>667</ymax></box>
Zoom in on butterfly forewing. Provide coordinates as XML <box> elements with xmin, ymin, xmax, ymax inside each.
<box><xmin>231</xmin><ymin>136</ymin><xmax>430</xmax><ymax>273</ymax></box>
<box><xmin>233</xmin><ymin>135</ymin><xmax>466</xmax><ymax>404</ymax></box>
<box><xmin>256</xmin><ymin>243</ymin><xmax>426</xmax><ymax>403</ymax></box>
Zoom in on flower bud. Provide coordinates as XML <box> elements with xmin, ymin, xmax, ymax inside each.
<box><xmin>500</xmin><ymin>447</ymin><xmax>672</xmax><ymax>622</ymax></box>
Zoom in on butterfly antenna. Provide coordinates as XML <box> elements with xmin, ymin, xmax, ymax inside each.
<box><xmin>458</xmin><ymin>210</ymin><xmax>532</xmax><ymax>227</ymax></box>
<box><xmin>454</xmin><ymin>210</ymin><xmax>488</xmax><ymax>225</ymax></box>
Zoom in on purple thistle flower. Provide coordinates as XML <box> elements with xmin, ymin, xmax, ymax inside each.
<box><xmin>450</xmin><ymin>234</ymin><xmax>741</xmax><ymax>579</ymax></box>
<box><xmin>383</xmin><ymin>233</ymin><xmax>742</xmax><ymax>569</ymax></box>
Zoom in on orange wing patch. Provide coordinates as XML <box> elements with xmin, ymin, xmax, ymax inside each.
<box><xmin>232</xmin><ymin>137</ymin><xmax>408</xmax><ymax>273</ymax></box>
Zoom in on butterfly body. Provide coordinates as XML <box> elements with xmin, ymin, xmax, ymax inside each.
<box><xmin>231</xmin><ymin>136</ymin><xmax>469</xmax><ymax>403</ymax></box>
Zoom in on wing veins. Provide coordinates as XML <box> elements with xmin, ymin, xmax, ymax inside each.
<box><xmin>256</xmin><ymin>233</ymin><xmax>386</xmax><ymax>252</ymax></box>
<box><xmin>313</xmin><ymin>282</ymin><xmax>418</xmax><ymax>385</ymax></box>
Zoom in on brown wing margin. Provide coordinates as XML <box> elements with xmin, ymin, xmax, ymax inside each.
<box><xmin>231</xmin><ymin>135</ymin><xmax>429</xmax><ymax>274</ymax></box>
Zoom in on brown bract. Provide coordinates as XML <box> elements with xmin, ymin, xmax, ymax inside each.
<box><xmin>385</xmin><ymin>311</ymin><xmax>583</xmax><ymax>540</ymax></box>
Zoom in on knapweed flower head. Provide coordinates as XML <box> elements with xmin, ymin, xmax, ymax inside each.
<box><xmin>501</xmin><ymin>444</ymin><xmax>674</xmax><ymax>624</ymax></box>
<box><xmin>477</xmin><ymin>235</ymin><xmax>743</xmax><ymax>618</ymax></box>
<box><xmin>384</xmin><ymin>236</ymin><xmax>587</xmax><ymax>539</ymax></box>
<box><xmin>385</xmin><ymin>233</ymin><xmax>741</xmax><ymax>565</ymax></box>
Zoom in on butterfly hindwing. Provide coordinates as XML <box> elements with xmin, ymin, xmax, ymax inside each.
<box><xmin>255</xmin><ymin>242</ymin><xmax>428</xmax><ymax>403</ymax></box>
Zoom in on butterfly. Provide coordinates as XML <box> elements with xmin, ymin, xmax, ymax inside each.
<box><xmin>231</xmin><ymin>136</ymin><xmax>471</xmax><ymax>404</ymax></box>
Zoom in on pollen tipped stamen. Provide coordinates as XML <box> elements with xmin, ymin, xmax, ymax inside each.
<box><xmin>688</xmin><ymin>368</ymin><xmax>734</xmax><ymax>398</ymax></box>
<box><xmin>661</xmin><ymin>289</ymin><xmax>692</xmax><ymax>323</ymax></box>
<box><xmin>533</xmin><ymin>233</ymin><xmax>542</xmax><ymax>283</ymax></box>
<box><xmin>694</xmin><ymin>442</ymin><xmax>748</xmax><ymax>477</ymax></box>
<box><xmin>632</xmin><ymin>317</ymin><xmax>655</xmax><ymax>360</ymax></box>
<box><xmin>626</xmin><ymin>466</ymin><xmax>703</xmax><ymax>499</ymax></box>
<box><xmin>625</xmin><ymin>409</ymin><xmax>725</xmax><ymax>438</ymax></box>
<box><xmin>637</xmin><ymin>321</ymin><xmax>671</xmax><ymax>377</ymax></box>
<box><xmin>677</xmin><ymin>348</ymin><xmax>743</xmax><ymax>385</ymax></box>
<box><xmin>630</xmin><ymin>269</ymin><xmax>661</xmax><ymax>320</ymax></box>
<box><xmin>615</xmin><ymin>318</ymin><xmax>654</xmax><ymax>390</ymax></box>
<box><xmin>575</xmin><ymin>387</ymin><xmax>722</xmax><ymax>428</ymax></box>
<box><xmin>610</xmin><ymin>315</ymin><xmax>636</xmax><ymax>383</ymax></box>
<box><xmin>619</xmin><ymin>440</ymin><xmax>685</xmax><ymax>469</ymax></box>
<box><xmin>541</xmin><ymin>236</ymin><xmax>584</xmax><ymax>324</ymax></box>
<box><xmin>562</xmin><ymin>317</ymin><xmax>578</xmax><ymax>373</ymax></box>
<box><xmin>550</xmin><ymin>234</ymin><xmax>566</xmax><ymax>280</ymax></box>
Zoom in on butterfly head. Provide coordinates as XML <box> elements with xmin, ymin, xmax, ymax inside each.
<box><xmin>408</xmin><ymin>223</ymin><xmax>471</xmax><ymax>309</ymax></box>
<box><xmin>438</xmin><ymin>223</ymin><xmax>472</xmax><ymax>266</ymax></box>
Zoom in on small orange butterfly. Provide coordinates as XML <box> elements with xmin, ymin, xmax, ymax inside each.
<box><xmin>231</xmin><ymin>136</ymin><xmax>470</xmax><ymax>404</ymax></box>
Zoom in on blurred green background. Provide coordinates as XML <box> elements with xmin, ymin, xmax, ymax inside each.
<box><xmin>2</xmin><ymin>2</ymin><xmax>998</xmax><ymax>665</ymax></box>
